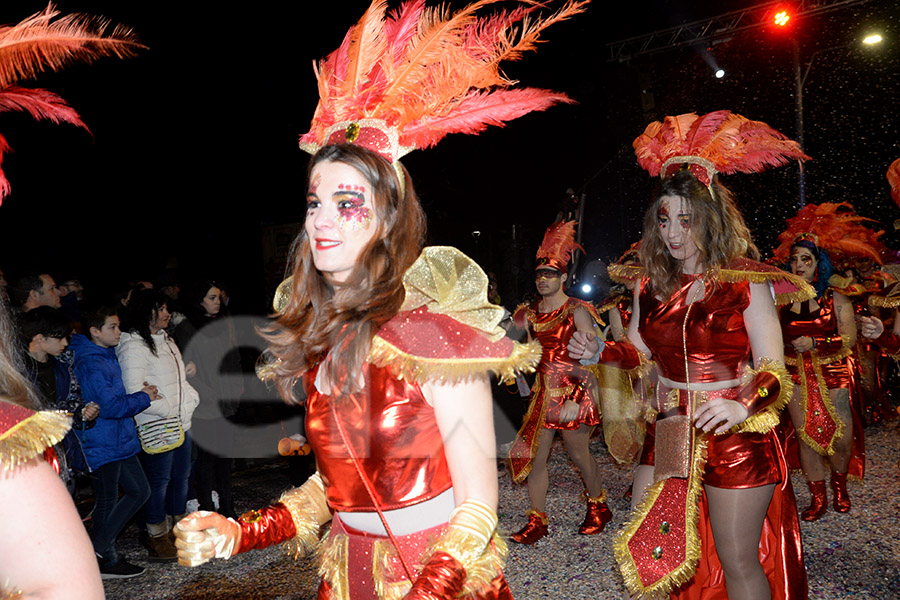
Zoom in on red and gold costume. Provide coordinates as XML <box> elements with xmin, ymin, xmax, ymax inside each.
<box><xmin>219</xmin><ymin>248</ymin><xmax>539</xmax><ymax>599</ymax></box>
<box><xmin>507</xmin><ymin>297</ymin><xmax>604</xmax><ymax>481</ymax></box>
<box><xmin>780</xmin><ymin>285</ymin><xmax>865</xmax><ymax>479</ymax></box>
<box><xmin>0</xmin><ymin>401</ymin><xmax>72</xmax><ymax>598</ymax></box>
<box><xmin>607</xmin><ymin>259</ymin><xmax>811</xmax><ymax>600</ymax></box>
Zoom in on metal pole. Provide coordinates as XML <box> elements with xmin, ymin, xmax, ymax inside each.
<box><xmin>570</xmin><ymin>191</ymin><xmax>587</xmax><ymax>287</ymax></box>
<box><xmin>793</xmin><ymin>39</ymin><xmax>806</xmax><ymax>207</ymax></box>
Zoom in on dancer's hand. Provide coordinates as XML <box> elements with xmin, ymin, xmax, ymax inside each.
<box><xmin>791</xmin><ymin>336</ymin><xmax>814</xmax><ymax>353</ymax></box>
<box><xmin>174</xmin><ymin>511</ymin><xmax>240</xmax><ymax>567</ymax></box>
<box><xmin>568</xmin><ymin>331</ymin><xmax>600</xmax><ymax>360</ymax></box>
<box><xmin>859</xmin><ymin>316</ymin><xmax>884</xmax><ymax>340</ymax></box>
<box><xmin>693</xmin><ymin>398</ymin><xmax>748</xmax><ymax>434</ymax></box>
<box><xmin>559</xmin><ymin>400</ymin><xmax>580</xmax><ymax>422</ymax></box>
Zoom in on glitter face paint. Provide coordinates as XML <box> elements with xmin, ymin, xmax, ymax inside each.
<box><xmin>335</xmin><ymin>188</ymin><xmax>374</xmax><ymax>232</ymax></box>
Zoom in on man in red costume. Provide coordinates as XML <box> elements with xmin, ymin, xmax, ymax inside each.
<box><xmin>508</xmin><ymin>221</ymin><xmax>612</xmax><ymax>544</ymax></box>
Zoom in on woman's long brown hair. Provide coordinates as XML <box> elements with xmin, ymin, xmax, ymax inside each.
<box><xmin>0</xmin><ymin>297</ymin><xmax>40</xmax><ymax>409</ymax></box>
<box><xmin>639</xmin><ymin>170</ymin><xmax>759</xmax><ymax>299</ymax></box>
<box><xmin>262</xmin><ymin>144</ymin><xmax>427</xmax><ymax>401</ymax></box>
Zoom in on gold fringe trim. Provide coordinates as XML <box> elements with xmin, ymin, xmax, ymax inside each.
<box><xmin>868</xmin><ymin>294</ymin><xmax>900</xmax><ymax>309</ymax></box>
<box><xmin>1</xmin><ymin>581</ymin><xmax>22</xmax><ymax>600</ymax></box>
<box><xmin>792</xmin><ymin>352</ymin><xmax>844</xmax><ymax>456</ymax></box>
<box><xmin>367</xmin><ymin>335</ymin><xmax>541</xmax><ymax>386</ymax></box>
<box><xmin>614</xmin><ymin>433</ymin><xmax>708</xmax><ymax>599</ymax></box>
<box><xmin>0</xmin><ymin>410</ymin><xmax>70</xmax><ymax>472</ymax></box>
<box><xmin>423</xmin><ymin>529</ymin><xmax>508</xmax><ymax>597</ymax></box>
<box><xmin>510</xmin><ymin>376</ymin><xmax>547</xmax><ymax>483</ymax></box>
<box><xmin>373</xmin><ymin>538</ymin><xmax>414</xmax><ymax>600</ymax></box>
<box><xmin>317</xmin><ymin>530</ymin><xmax>350</xmax><ymax>600</ymax></box>
<box><xmin>784</xmin><ymin>346</ymin><xmax>852</xmax><ymax>367</ymax></box>
<box><xmin>728</xmin><ymin>358</ymin><xmax>793</xmax><ymax>435</ymax></box>
<box><xmin>594</xmin><ymin>294</ymin><xmax>628</xmax><ymax>315</ymax></box>
<box><xmin>715</xmin><ymin>268</ymin><xmax>815</xmax><ymax>305</ymax></box>
<box><xmin>279</xmin><ymin>473</ymin><xmax>330</xmax><ymax>559</ymax></box>
<box><xmin>608</xmin><ymin>264</ymin><xmax>643</xmax><ymax>284</ymax></box>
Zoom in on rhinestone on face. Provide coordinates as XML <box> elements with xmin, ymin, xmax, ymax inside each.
<box><xmin>659</xmin><ymin>521</ymin><xmax>670</xmax><ymax>535</ymax></box>
<box><xmin>346</xmin><ymin>122</ymin><xmax>360</xmax><ymax>142</ymax></box>
<box><xmin>652</xmin><ymin>546</ymin><xmax>663</xmax><ymax>560</ymax></box>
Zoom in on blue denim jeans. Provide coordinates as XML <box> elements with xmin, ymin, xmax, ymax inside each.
<box><xmin>139</xmin><ymin>430</ymin><xmax>192</xmax><ymax>525</ymax></box>
<box><xmin>90</xmin><ymin>454</ymin><xmax>150</xmax><ymax>564</ymax></box>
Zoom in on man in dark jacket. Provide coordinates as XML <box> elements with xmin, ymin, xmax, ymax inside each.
<box><xmin>71</xmin><ymin>305</ymin><xmax>162</xmax><ymax>578</ymax></box>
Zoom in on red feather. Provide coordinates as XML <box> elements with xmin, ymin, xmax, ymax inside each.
<box><xmin>887</xmin><ymin>157</ymin><xmax>900</xmax><ymax>208</ymax></box>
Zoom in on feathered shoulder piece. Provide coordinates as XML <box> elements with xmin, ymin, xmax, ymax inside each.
<box><xmin>633</xmin><ymin>110</ymin><xmax>810</xmax><ymax>187</ymax></box>
<box><xmin>0</xmin><ymin>4</ymin><xmax>142</xmax><ymax>205</ymax></box>
<box><xmin>772</xmin><ymin>202</ymin><xmax>885</xmax><ymax>267</ymax></box>
<box><xmin>298</xmin><ymin>0</ymin><xmax>589</xmax><ymax>164</ymax></box>
<box><xmin>536</xmin><ymin>220</ymin><xmax>582</xmax><ymax>273</ymax></box>
<box><xmin>888</xmin><ymin>158</ymin><xmax>900</xmax><ymax>208</ymax></box>
<box><xmin>368</xmin><ymin>246</ymin><xmax>540</xmax><ymax>384</ymax></box>
<box><xmin>0</xmin><ymin>401</ymin><xmax>71</xmax><ymax>471</ymax></box>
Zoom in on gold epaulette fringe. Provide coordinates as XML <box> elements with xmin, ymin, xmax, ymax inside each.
<box><xmin>594</xmin><ymin>294</ymin><xmax>627</xmax><ymax>315</ymax></box>
<box><xmin>729</xmin><ymin>358</ymin><xmax>792</xmax><ymax>435</ymax></box>
<box><xmin>614</xmin><ymin>435</ymin><xmax>708</xmax><ymax>599</ymax></box>
<box><xmin>367</xmin><ymin>335</ymin><xmax>541</xmax><ymax>385</ymax></box>
<box><xmin>868</xmin><ymin>294</ymin><xmax>900</xmax><ymax>309</ymax></box>
<box><xmin>317</xmin><ymin>529</ymin><xmax>350</xmax><ymax>600</ymax></box>
<box><xmin>715</xmin><ymin>269</ymin><xmax>815</xmax><ymax>305</ymax></box>
<box><xmin>607</xmin><ymin>264</ymin><xmax>643</xmax><ymax>284</ymax></box>
<box><xmin>278</xmin><ymin>473</ymin><xmax>329</xmax><ymax>559</ymax></box>
<box><xmin>0</xmin><ymin>410</ymin><xmax>70</xmax><ymax>471</ymax></box>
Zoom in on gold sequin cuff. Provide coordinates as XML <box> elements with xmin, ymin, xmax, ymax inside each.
<box><xmin>729</xmin><ymin>357</ymin><xmax>792</xmax><ymax>435</ymax></box>
<box><xmin>424</xmin><ymin>500</ymin><xmax>507</xmax><ymax>596</ymax></box>
<box><xmin>278</xmin><ymin>472</ymin><xmax>332</xmax><ymax>558</ymax></box>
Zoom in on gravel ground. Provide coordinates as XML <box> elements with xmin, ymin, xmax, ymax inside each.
<box><xmin>104</xmin><ymin>420</ymin><xmax>900</xmax><ymax>599</ymax></box>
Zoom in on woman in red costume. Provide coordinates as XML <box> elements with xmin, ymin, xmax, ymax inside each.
<box><xmin>570</xmin><ymin>111</ymin><xmax>811</xmax><ymax>599</ymax></box>
<box><xmin>508</xmin><ymin>221</ymin><xmax>612</xmax><ymax>544</ymax></box>
<box><xmin>772</xmin><ymin>205</ymin><xmax>875</xmax><ymax>521</ymax></box>
<box><xmin>174</xmin><ymin>1</ymin><xmax>588</xmax><ymax>598</ymax></box>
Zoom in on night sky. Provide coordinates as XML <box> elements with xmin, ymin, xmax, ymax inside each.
<box><xmin>1</xmin><ymin>0</ymin><xmax>897</xmax><ymax>311</ymax></box>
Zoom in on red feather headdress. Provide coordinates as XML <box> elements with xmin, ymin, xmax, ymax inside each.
<box><xmin>0</xmin><ymin>4</ymin><xmax>141</xmax><ymax>205</ymax></box>
<box><xmin>633</xmin><ymin>110</ymin><xmax>810</xmax><ymax>187</ymax></box>
<box><xmin>298</xmin><ymin>0</ymin><xmax>589</xmax><ymax>164</ymax></box>
<box><xmin>772</xmin><ymin>202</ymin><xmax>885</xmax><ymax>267</ymax></box>
<box><xmin>887</xmin><ymin>157</ymin><xmax>900</xmax><ymax>208</ymax></box>
<box><xmin>536</xmin><ymin>220</ymin><xmax>582</xmax><ymax>273</ymax></box>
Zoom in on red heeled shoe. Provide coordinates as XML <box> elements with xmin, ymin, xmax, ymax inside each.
<box><xmin>801</xmin><ymin>480</ymin><xmax>827</xmax><ymax>521</ymax></box>
<box><xmin>831</xmin><ymin>471</ymin><xmax>851</xmax><ymax>513</ymax></box>
<box><xmin>511</xmin><ymin>510</ymin><xmax>548</xmax><ymax>544</ymax></box>
<box><xmin>578</xmin><ymin>493</ymin><xmax>612</xmax><ymax>535</ymax></box>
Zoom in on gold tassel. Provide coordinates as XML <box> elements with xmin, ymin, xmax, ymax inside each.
<box><xmin>317</xmin><ymin>531</ymin><xmax>349</xmax><ymax>600</ymax></box>
<box><xmin>0</xmin><ymin>410</ymin><xmax>70</xmax><ymax>471</ymax></box>
<box><xmin>278</xmin><ymin>473</ymin><xmax>331</xmax><ymax>559</ymax></box>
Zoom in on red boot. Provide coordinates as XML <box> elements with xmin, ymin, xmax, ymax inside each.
<box><xmin>511</xmin><ymin>510</ymin><xmax>548</xmax><ymax>544</ymax></box>
<box><xmin>578</xmin><ymin>493</ymin><xmax>612</xmax><ymax>535</ymax></box>
<box><xmin>831</xmin><ymin>471</ymin><xmax>851</xmax><ymax>513</ymax></box>
<box><xmin>801</xmin><ymin>480</ymin><xmax>827</xmax><ymax>521</ymax></box>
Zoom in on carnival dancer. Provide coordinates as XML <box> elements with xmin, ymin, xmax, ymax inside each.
<box><xmin>507</xmin><ymin>221</ymin><xmax>612</xmax><ymax>544</ymax></box>
<box><xmin>174</xmin><ymin>1</ymin><xmax>588</xmax><ymax>597</ymax></box>
<box><xmin>569</xmin><ymin>111</ymin><xmax>812</xmax><ymax>599</ymax></box>
<box><xmin>771</xmin><ymin>204</ymin><xmax>875</xmax><ymax>521</ymax></box>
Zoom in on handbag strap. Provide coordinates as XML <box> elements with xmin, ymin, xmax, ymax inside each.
<box><xmin>163</xmin><ymin>335</ymin><xmax>184</xmax><ymax>418</ymax></box>
<box><xmin>329</xmin><ymin>400</ymin><xmax>417</xmax><ymax>584</ymax></box>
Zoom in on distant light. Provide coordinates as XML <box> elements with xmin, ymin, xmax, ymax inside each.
<box><xmin>715</xmin><ymin>69</ymin><xmax>725</xmax><ymax>79</ymax></box>
<box><xmin>774</xmin><ymin>11</ymin><xmax>790</xmax><ymax>27</ymax></box>
<box><xmin>863</xmin><ymin>34</ymin><xmax>883</xmax><ymax>45</ymax></box>
<box><xmin>581</xmin><ymin>284</ymin><xmax>592</xmax><ymax>294</ymax></box>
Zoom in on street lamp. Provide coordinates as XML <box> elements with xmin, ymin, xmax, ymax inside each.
<box><xmin>793</xmin><ymin>33</ymin><xmax>883</xmax><ymax>207</ymax></box>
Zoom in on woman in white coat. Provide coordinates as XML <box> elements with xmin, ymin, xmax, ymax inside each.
<box><xmin>118</xmin><ymin>289</ymin><xmax>199</xmax><ymax>560</ymax></box>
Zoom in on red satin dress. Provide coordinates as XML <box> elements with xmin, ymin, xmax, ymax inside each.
<box><xmin>637</xmin><ymin>275</ymin><xmax>807</xmax><ymax>600</ymax></box>
<box><xmin>508</xmin><ymin>297</ymin><xmax>601</xmax><ymax>482</ymax></box>
<box><xmin>780</xmin><ymin>291</ymin><xmax>865</xmax><ymax>479</ymax></box>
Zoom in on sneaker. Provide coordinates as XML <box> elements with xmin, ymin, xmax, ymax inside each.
<box><xmin>100</xmin><ymin>558</ymin><xmax>145</xmax><ymax>580</ymax></box>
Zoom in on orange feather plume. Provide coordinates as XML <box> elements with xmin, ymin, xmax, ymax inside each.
<box><xmin>633</xmin><ymin>110</ymin><xmax>810</xmax><ymax>186</ymax></box>
<box><xmin>772</xmin><ymin>202</ymin><xmax>885</xmax><ymax>267</ymax></box>
<box><xmin>887</xmin><ymin>157</ymin><xmax>900</xmax><ymax>208</ymax></box>
<box><xmin>0</xmin><ymin>4</ymin><xmax>142</xmax><ymax>205</ymax></box>
<box><xmin>300</xmin><ymin>0</ymin><xmax>589</xmax><ymax>160</ymax></box>
<box><xmin>536</xmin><ymin>220</ymin><xmax>582</xmax><ymax>272</ymax></box>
